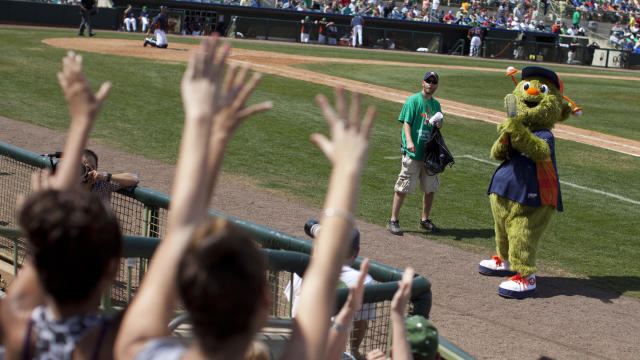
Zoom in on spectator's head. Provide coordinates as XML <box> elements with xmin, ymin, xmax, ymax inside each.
<box><xmin>404</xmin><ymin>315</ymin><xmax>439</xmax><ymax>360</ymax></box>
<box><xmin>178</xmin><ymin>218</ymin><xmax>268</xmax><ymax>353</ymax></box>
<box><xmin>82</xmin><ymin>149</ymin><xmax>99</xmax><ymax>171</ymax></box>
<box><xmin>160</xmin><ymin>5</ymin><xmax>168</xmax><ymax>14</ymax></box>
<box><xmin>19</xmin><ymin>189</ymin><xmax>122</xmax><ymax>304</ymax></box>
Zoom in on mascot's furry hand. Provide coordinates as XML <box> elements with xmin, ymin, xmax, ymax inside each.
<box><xmin>492</xmin><ymin>94</ymin><xmax>521</xmax><ymax>161</ymax></box>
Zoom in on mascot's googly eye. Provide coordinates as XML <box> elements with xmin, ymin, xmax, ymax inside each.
<box><xmin>523</xmin><ymin>82</ymin><xmax>531</xmax><ymax>91</ymax></box>
<box><xmin>540</xmin><ymin>85</ymin><xmax>549</xmax><ymax>94</ymax></box>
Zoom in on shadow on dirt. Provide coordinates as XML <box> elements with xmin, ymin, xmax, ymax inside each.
<box><xmin>536</xmin><ymin>276</ymin><xmax>640</xmax><ymax>302</ymax></box>
<box><xmin>405</xmin><ymin>228</ymin><xmax>494</xmax><ymax>241</ymax></box>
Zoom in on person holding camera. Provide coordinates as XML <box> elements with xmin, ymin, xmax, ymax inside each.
<box><xmin>286</xmin><ymin>220</ymin><xmax>376</xmax><ymax>358</ymax></box>
<box><xmin>387</xmin><ymin>71</ymin><xmax>443</xmax><ymax>236</ymax></box>
<box><xmin>81</xmin><ymin>149</ymin><xmax>139</xmax><ymax>203</ymax></box>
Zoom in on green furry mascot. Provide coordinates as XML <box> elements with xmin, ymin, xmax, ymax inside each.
<box><xmin>479</xmin><ymin>66</ymin><xmax>581</xmax><ymax>299</ymax></box>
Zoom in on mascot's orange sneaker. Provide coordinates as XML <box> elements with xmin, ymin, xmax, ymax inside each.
<box><xmin>498</xmin><ymin>273</ymin><xmax>536</xmax><ymax>299</ymax></box>
<box><xmin>478</xmin><ymin>255</ymin><xmax>517</xmax><ymax>277</ymax></box>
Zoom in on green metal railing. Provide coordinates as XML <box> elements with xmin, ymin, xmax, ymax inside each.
<box><xmin>0</xmin><ymin>141</ymin><xmax>473</xmax><ymax>359</ymax></box>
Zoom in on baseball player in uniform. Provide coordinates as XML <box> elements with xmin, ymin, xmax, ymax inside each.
<box><xmin>351</xmin><ymin>11</ymin><xmax>364</xmax><ymax>47</ymax></box>
<box><xmin>144</xmin><ymin>6</ymin><xmax>169</xmax><ymax>48</ymax></box>
<box><xmin>468</xmin><ymin>24</ymin><xmax>483</xmax><ymax>57</ymax></box>
<box><xmin>123</xmin><ymin>4</ymin><xmax>137</xmax><ymax>32</ymax></box>
<box><xmin>300</xmin><ymin>16</ymin><xmax>312</xmax><ymax>43</ymax></box>
<box><xmin>316</xmin><ymin>17</ymin><xmax>333</xmax><ymax>45</ymax></box>
<box><xmin>139</xmin><ymin>6</ymin><xmax>150</xmax><ymax>33</ymax></box>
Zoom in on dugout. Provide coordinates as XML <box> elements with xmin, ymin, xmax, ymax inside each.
<box><xmin>112</xmin><ymin>1</ymin><xmax>470</xmax><ymax>52</ymax></box>
<box><xmin>483</xmin><ymin>28</ymin><xmax>561</xmax><ymax>62</ymax></box>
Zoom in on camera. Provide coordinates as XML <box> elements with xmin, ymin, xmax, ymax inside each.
<box><xmin>80</xmin><ymin>163</ymin><xmax>91</xmax><ymax>183</ymax></box>
<box><xmin>304</xmin><ymin>219</ymin><xmax>360</xmax><ymax>244</ymax></box>
<box><xmin>42</xmin><ymin>152</ymin><xmax>92</xmax><ymax>183</ymax></box>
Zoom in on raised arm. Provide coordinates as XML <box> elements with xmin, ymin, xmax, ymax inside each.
<box><xmin>53</xmin><ymin>51</ymin><xmax>111</xmax><ymax>190</ymax></box>
<box><xmin>389</xmin><ymin>267</ymin><xmax>415</xmax><ymax>360</ymax></box>
<box><xmin>115</xmin><ymin>36</ymin><xmax>271</xmax><ymax>360</ymax></box>
<box><xmin>284</xmin><ymin>88</ymin><xmax>375</xmax><ymax>360</ymax></box>
<box><xmin>326</xmin><ymin>258</ymin><xmax>370</xmax><ymax>360</ymax></box>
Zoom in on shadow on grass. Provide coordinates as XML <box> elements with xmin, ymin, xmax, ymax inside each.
<box><xmin>536</xmin><ymin>276</ymin><xmax>640</xmax><ymax>302</ymax></box>
<box><xmin>405</xmin><ymin>227</ymin><xmax>494</xmax><ymax>241</ymax></box>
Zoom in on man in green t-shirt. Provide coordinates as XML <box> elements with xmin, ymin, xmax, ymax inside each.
<box><xmin>387</xmin><ymin>71</ymin><xmax>443</xmax><ymax>236</ymax></box>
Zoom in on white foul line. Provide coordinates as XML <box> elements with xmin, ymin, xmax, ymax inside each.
<box><xmin>456</xmin><ymin>155</ymin><xmax>640</xmax><ymax>206</ymax></box>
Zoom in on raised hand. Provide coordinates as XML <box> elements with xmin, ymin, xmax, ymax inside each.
<box><xmin>57</xmin><ymin>51</ymin><xmax>111</xmax><ymax>123</ymax></box>
<box><xmin>391</xmin><ymin>267</ymin><xmax>415</xmax><ymax>315</ymax></box>
<box><xmin>181</xmin><ymin>35</ymin><xmax>228</xmax><ymax>125</ymax></box>
<box><xmin>325</xmin><ymin>259</ymin><xmax>371</xmax><ymax>360</ymax></box>
<box><xmin>344</xmin><ymin>258</ymin><xmax>370</xmax><ymax>315</ymax></box>
<box><xmin>312</xmin><ymin>88</ymin><xmax>376</xmax><ymax>173</ymax></box>
<box><xmin>181</xmin><ymin>35</ymin><xmax>272</xmax><ymax>138</ymax></box>
<box><xmin>388</xmin><ymin>267</ymin><xmax>416</xmax><ymax>360</ymax></box>
<box><xmin>211</xmin><ymin>60</ymin><xmax>273</xmax><ymax>138</ymax></box>
<box><xmin>52</xmin><ymin>51</ymin><xmax>111</xmax><ymax>190</ymax></box>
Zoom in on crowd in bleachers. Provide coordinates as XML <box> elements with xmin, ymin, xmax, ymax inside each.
<box><xmin>276</xmin><ymin>0</ymin><xmax>640</xmax><ymax>50</ymax></box>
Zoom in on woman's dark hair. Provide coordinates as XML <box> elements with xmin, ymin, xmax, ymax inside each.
<box><xmin>19</xmin><ymin>189</ymin><xmax>122</xmax><ymax>304</ymax></box>
<box><xmin>178</xmin><ymin>218</ymin><xmax>266</xmax><ymax>351</ymax></box>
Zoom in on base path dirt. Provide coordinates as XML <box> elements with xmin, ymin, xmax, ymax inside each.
<box><xmin>3</xmin><ymin>38</ymin><xmax>639</xmax><ymax>359</ymax></box>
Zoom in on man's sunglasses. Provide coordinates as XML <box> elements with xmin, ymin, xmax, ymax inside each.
<box><xmin>424</xmin><ymin>78</ymin><xmax>438</xmax><ymax>84</ymax></box>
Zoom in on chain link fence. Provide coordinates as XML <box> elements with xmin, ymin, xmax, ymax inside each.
<box><xmin>1</xmin><ymin>141</ymin><xmax>474</xmax><ymax>359</ymax></box>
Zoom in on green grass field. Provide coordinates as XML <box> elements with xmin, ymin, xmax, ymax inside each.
<box><xmin>1</xmin><ymin>27</ymin><xmax>639</xmax><ymax>297</ymax></box>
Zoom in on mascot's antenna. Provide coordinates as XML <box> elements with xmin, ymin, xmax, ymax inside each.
<box><xmin>506</xmin><ymin>66</ymin><xmax>518</xmax><ymax>85</ymax></box>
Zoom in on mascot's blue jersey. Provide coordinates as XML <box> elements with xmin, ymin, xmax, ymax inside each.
<box><xmin>487</xmin><ymin>129</ymin><xmax>563</xmax><ymax>211</ymax></box>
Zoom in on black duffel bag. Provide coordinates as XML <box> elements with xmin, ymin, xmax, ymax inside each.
<box><xmin>423</xmin><ymin>127</ymin><xmax>454</xmax><ymax>174</ymax></box>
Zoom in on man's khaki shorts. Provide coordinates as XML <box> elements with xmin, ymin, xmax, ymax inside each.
<box><xmin>394</xmin><ymin>155</ymin><xmax>440</xmax><ymax>194</ymax></box>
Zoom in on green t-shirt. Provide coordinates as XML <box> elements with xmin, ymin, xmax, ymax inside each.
<box><xmin>398</xmin><ymin>92</ymin><xmax>442</xmax><ymax>161</ymax></box>
<box><xmin>573</xmin><ymin>10</ymin><xmax>580</xmax><ymax>25</ymax></box>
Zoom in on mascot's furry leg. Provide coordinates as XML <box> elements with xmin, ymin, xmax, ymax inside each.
<box><xmin>488</xmin><ymin>194</ymin><xmax>555</xmax><ymax>298</ymax></box>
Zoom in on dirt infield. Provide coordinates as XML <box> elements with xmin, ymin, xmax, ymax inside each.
<box><xmin>3</xmin><ymin>38</ymin><xmax>640</xmax><ymax>359</ymax></box>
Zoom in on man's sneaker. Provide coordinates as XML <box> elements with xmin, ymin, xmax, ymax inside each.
<box><xmin>88</xmin><ymin>32</ymin><xmax>96</xmax><ymax>37</ymax></box>
<box><xmin>419</xmin><ymin>219</ymin><xmax>440</xmax><ymax>232</ymax></box>
<box><xmin>387</xmin><ymin>220</ymin><xmax>403</xmax><ymax>236</ymax></box>
<box><xmin>143</xmin><ymin>39</ymin><xmax>149</xmax><ymax>47</ymax></box>
<box><xmin>498</xmin><ymin>273</ymin><xmax>536</xmax><ymax>299</ymax></box>
<box><xmin>478</xmin><ymin>255</ymin><xmax>517</xmax><ymax>277</ymax></box>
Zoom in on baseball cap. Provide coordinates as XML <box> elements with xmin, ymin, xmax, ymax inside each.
<box><xmin>159</xmin><ymin>5</ymin><xmax>167</xmax><ymax>10</ymax></box>
<box><xmin>404</xmin><ymin>316</ymin><xmax>439</xmax><ymax>360</ymax></box>
<box><xmin>423</xmin><ymin>71</ymin><xmax>439</xmax><ymax>83</ymax></box>
<box><xmin>305</xmin><ymin>15</ymin><xmax>310</xmax><ymax>19</ymax></box>
<box><xmin>521</xmin><ymin>66</ymin><xmax>561</xmax><ymax>92</ymax></box>
<box><xmin>322</xmin><ymin>17</ymin><xmax>327</xmax><ymax>21</ymax></box>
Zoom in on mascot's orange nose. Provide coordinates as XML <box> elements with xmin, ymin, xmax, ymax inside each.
<box><xmin>526</xmin><ymin>87</ymin><xmax>540</xmax><ymax>96</ymax></box>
